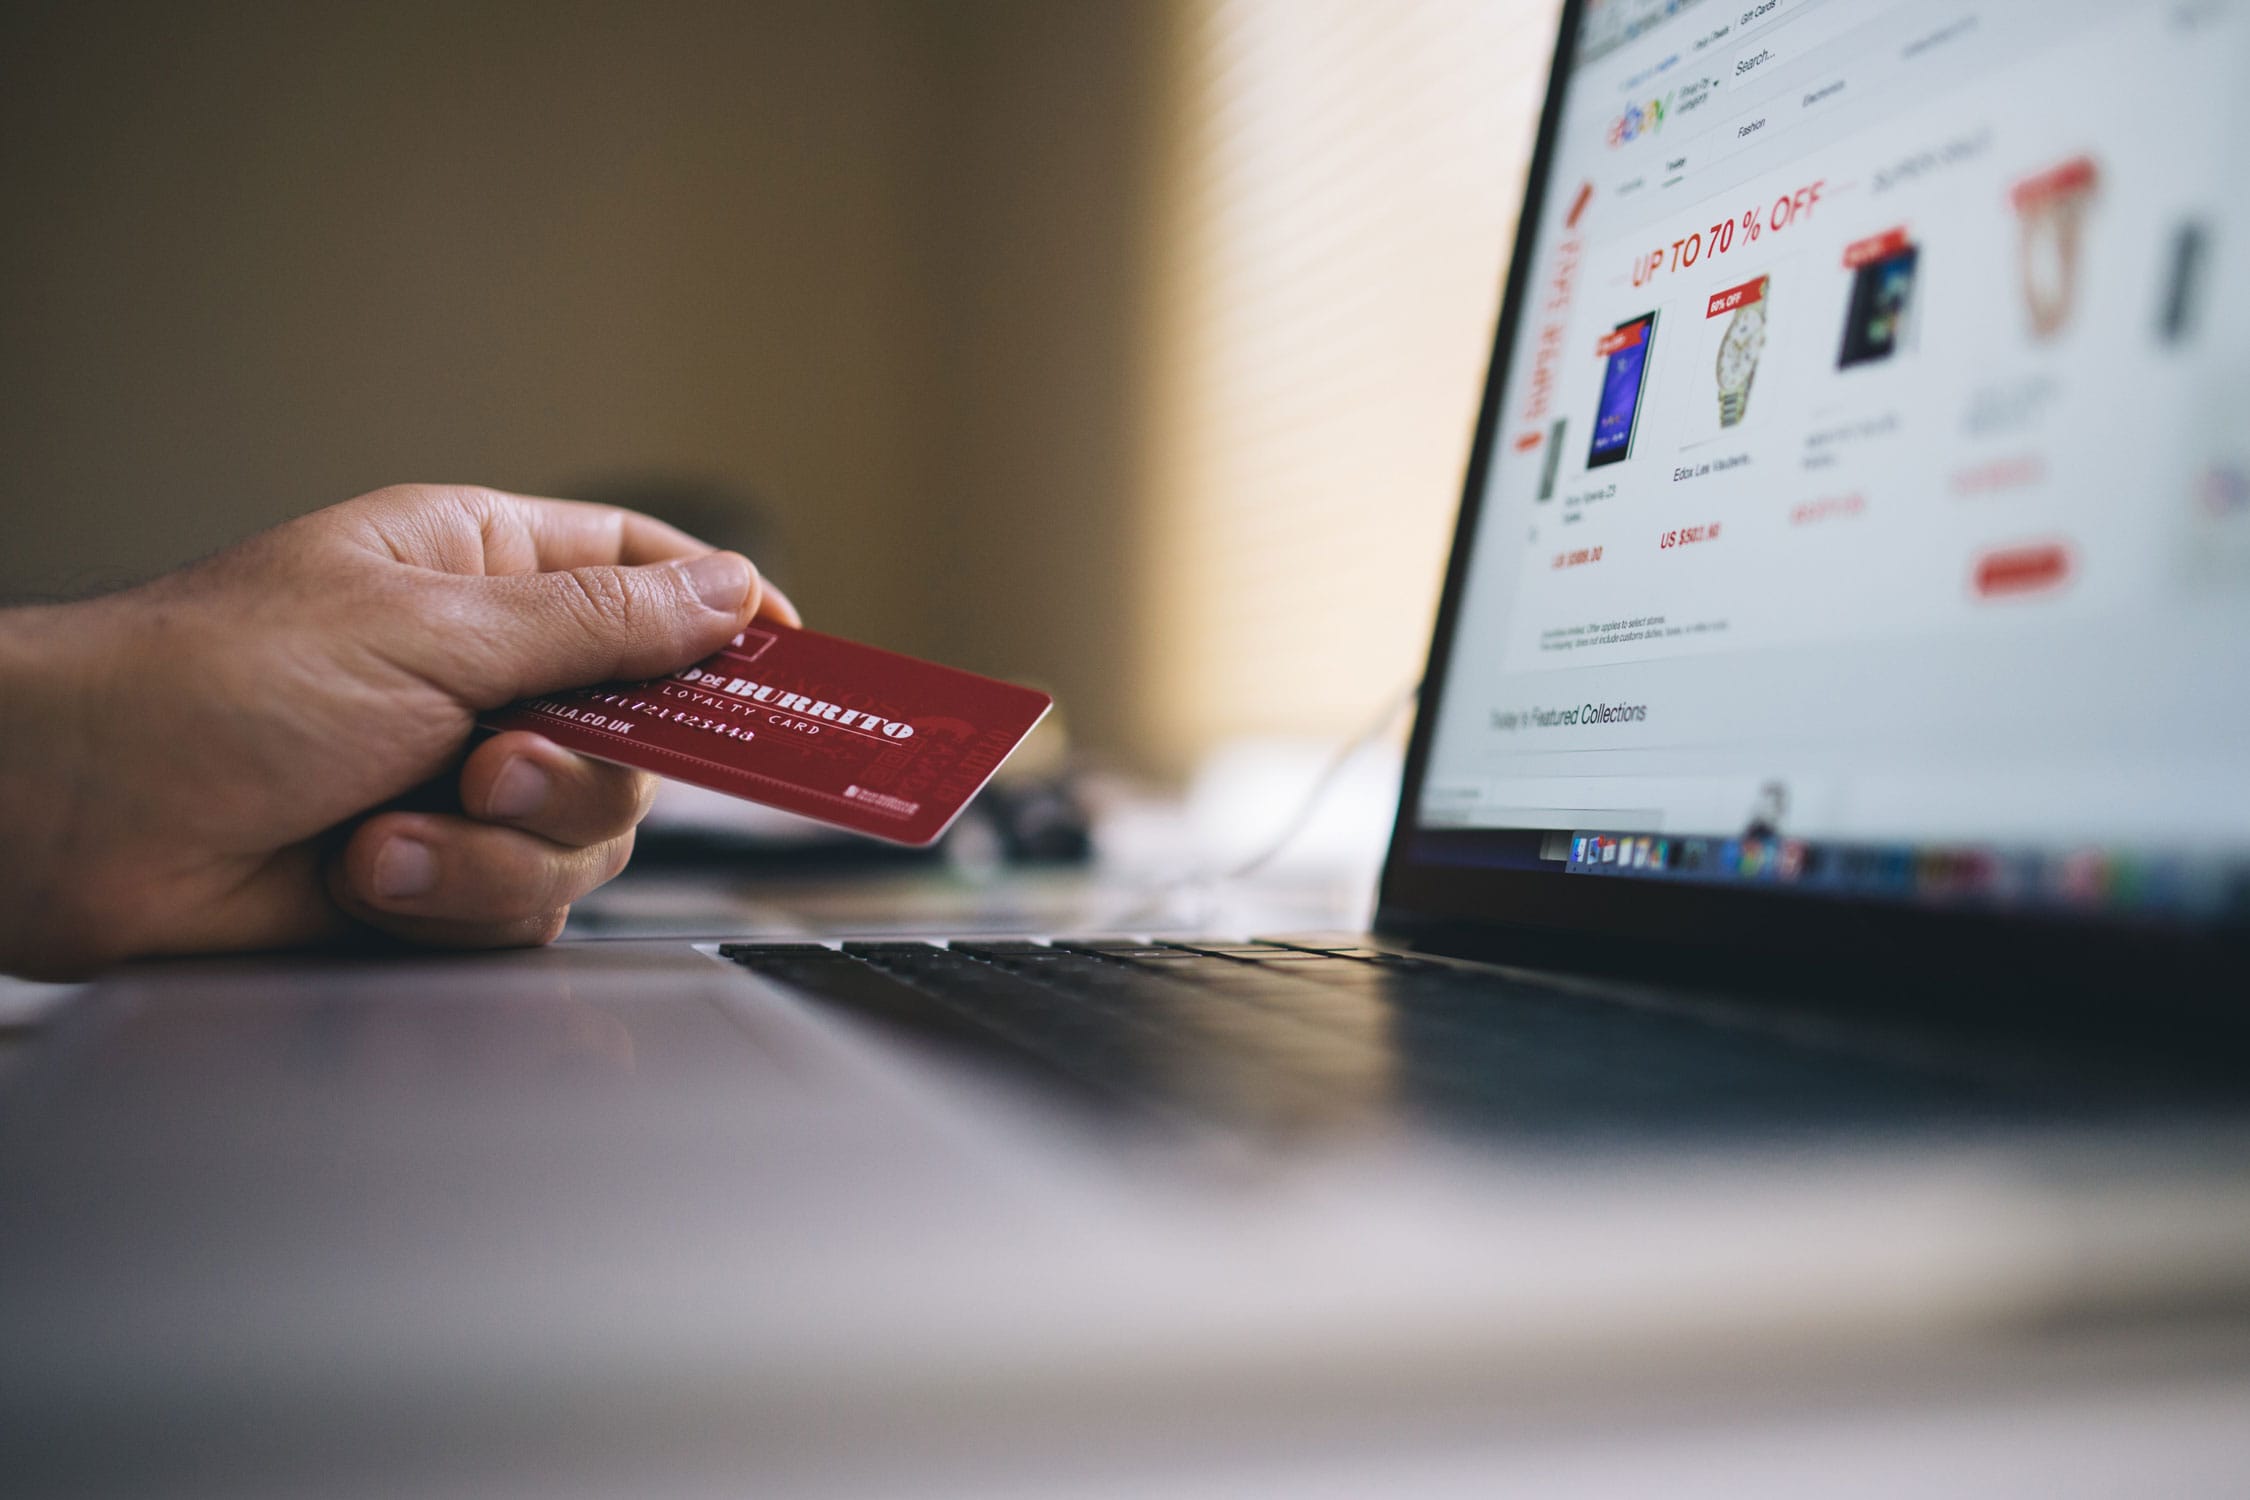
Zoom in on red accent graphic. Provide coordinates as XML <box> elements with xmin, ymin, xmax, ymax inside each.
<box><xmin>1594</xmin><ymin>323</ymin><xmax>1647</xmax><ymax>356</ymax></box>
<box><xmin>1513</xmin><ymin>430</ymin><xmax>1544</xmax><ymax>452</ymax></box>
<box><xmin>1658</xmin><ymin>522</ymin><xmax>1721</xmax><ymax>549</ymax></box>
<box><xmin>1791</xmin><ymin>494</ymin><xmax>1866</xmax><ymax>525</ymax></box>
<box><xmin>1518</xmin><ymin>237</ymin><xmax>1583</xmax><ymax>425</ymax></box>
<box><xmin>1841</xmin><ymin>226</ymin><xmax>1912</xmax><ymax>269</ymax></box>
<box><xmin>1953</xmin><ymin>456</ymin><xmax>2047</xmax><ymax>495</ymax></box>
<box><xmin>2010</xmin><ymin>156</ymin><xmax>2098</xmax><ymax>212</ymax></box>
<box><xmin>1631</xmin><ymin>179</ymin><xmax>1824</xmax><ymax>287</ymax></box>
<box><xmin>1973</xmin><ymin>542</ymin><xmax>2073</xmax><ymax>599</ymax></box>
<box><xmin>1705</xmin><ymin>277</ymin><xmax>1768</xmax><ymax>318</ymax></box>
<box><xmin>1565</xmin><ymin>180</ymin><xmax>1595</xmax><ymax>230</ymax></box>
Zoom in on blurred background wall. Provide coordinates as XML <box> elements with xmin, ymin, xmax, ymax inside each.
<box><xmin>0</xmin><ymin>0</ymin><xmax>1556</xmax><ymax>777</ymax></box>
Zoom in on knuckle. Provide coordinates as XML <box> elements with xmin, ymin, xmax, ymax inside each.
<box><xmin>562</xmin><ymin>565</ymin><xmax>640</xmax><ymax>634</ymax></box>
<box><xmin>353</xmin><ymin>483</ymin><xmax>429</xmax><ymax>512</ymax></box>
<box><xmin>356</xmin><ymin>482</ymin><xmax>487</xmax><ymax>530</ymax></box>
<box><xmin>445</xmin><ymin>484</ymin><xmax>509</xmax><ymax>511</ymax></box>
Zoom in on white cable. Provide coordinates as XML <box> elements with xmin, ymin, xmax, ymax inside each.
<box><xmin>1213</xmin><ymin>676</ymin><xmax>1423</xmax><ymax>884</ymax></box>
<box><xmin>1100</xmin><ymin>677</ymin><xmax>1421</xmax><ymax>929</ymax></box>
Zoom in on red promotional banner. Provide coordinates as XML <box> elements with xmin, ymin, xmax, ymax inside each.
<box><xmin>1974</xmin><ymin>542</ymin><xmax>2073</xmax><ymax>599</ymax></box>
<box><xmin>1594</xmin><ymin>322</ymin><xmax>1647</xmax><ymax>356</ymax></box>
<box><xmin>2010</xmin><ymin>155</ymin><xmax>2098</xmax><ymax>211</ymax></box>
<box><xmin>1841</xmin><ymin>226</ymin><xmax>1913</xmax><ymax>269</ymax></box>
<box><xmin>1704</xmin><ymin>276</ymin><xmax>1768</xmax><ymax>318</ymax></box>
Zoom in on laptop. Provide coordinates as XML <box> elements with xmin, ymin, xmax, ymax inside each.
<box><xmin>703</xmin><ymin>0</ymin><xmax>2250</xmax><ymax>1139</ymax></box>
<box><xmin>8</xmin><ymin>0</ymin><xmax>2250</xmax><ymax>1491</ymax></box>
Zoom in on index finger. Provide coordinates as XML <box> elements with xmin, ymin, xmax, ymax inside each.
<box><xmin>478</xmin><ymin>491</ymin><xmax>717</xmax><ymax>572</ymax></box>
<box><xmin>480</xmin><ymin>492</ymin><xmax>801</xmax><ymax>625</ymax></box>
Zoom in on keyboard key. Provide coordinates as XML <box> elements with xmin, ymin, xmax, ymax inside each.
<box><xmin>716</xmin><ymin>942</ymin><xmax>835</xmax><ymax>958</ymax></box>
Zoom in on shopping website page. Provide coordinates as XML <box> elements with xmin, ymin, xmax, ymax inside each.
<box><xmin>1418</xmin><ymin>0</ymin><xmax>2250</xmax><ymax>916</ymax></box>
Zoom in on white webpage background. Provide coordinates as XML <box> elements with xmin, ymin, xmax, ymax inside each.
<box><xmin>1419</xmin><ymin>0</ymin><xmax>2250</xmax><ymax>850</ymax></box>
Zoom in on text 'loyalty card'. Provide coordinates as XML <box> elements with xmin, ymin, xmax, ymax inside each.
<box><xmin>481</xmin><ymin>625</ymin><xmax>1052</xmax><ymax>846</ymax></box>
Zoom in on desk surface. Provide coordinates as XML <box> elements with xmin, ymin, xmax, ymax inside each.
<box><xmin>7</xmin><ymin>872</ymin><xmax>2250</xmax><ymax>1497</ymax></box>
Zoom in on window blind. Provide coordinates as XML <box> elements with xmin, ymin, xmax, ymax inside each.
<box><xmin>1139</xmin><ymin>0</ymin><xmax>1561</xmax><ymax>766</ymax></box>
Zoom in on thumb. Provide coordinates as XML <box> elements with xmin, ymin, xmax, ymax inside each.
<box><xmin>442</xmin><ymin>551</ymin><xmax>762</xmax><ymax>706</ymax></box>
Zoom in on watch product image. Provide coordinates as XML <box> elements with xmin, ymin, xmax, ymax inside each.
<box><xmin>1715</xmin><ymin>276</ymin><xmax>1769</xmax><ymax>427</ymax></box>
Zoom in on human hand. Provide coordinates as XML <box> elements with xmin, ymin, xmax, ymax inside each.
<box><xmin>0</xmin><ymin>485</ymin><xmax>796</xmax><ymax>979</ymax></box>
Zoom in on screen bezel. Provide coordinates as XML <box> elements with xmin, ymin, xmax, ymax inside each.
<box><xmin>1374</xmin><ymin>0</ymin><xmax>2248</xmax><ymax>996</ymax></box>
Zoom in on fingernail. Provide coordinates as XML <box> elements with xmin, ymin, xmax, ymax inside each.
<box><xmin>372</xmin><ymin>838</ymin><xmax>437</xmax><ymax>901</ymax></box>
<box><xmin>680</xmin><ymin>551</ymin><xmax>752</xmax><ymax>613</ymax></box>
<box><xmin>488</xmin><ymin>757</ymin><xmax>549</xmax><ymax>820</ymax></box>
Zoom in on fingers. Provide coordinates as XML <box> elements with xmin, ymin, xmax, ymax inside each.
<box><xmin>460</xmin><ymin>731</ymin><xmax>656</xmax><ymax>848</ymax></box>
<box><xmin>443</xmin><ymin>549</ymin><xmax>767</xmax><ymax>706</ymax></box>
<box><xmin>329</xmin><ymin>811</ymin><xmax>636</xmax><ymax>946</ymax></box>
<box><xmin>332</xmin><ymin>729</ymin><xmax>661</xmax><ymax>950</ymax></box>
<box><xmin>353</xmin><ymin>905</ymin><xmax>574</xmax><ymax>953</ymax></box>
<box><xmin>753</xmin><ymin>577</ymin><xmax>803</xmax><ymax>629</ymax></box>
<box><xmin>431</xmin><ymin>487</ymin><xmax>801</xmax><ymax>613</ymax></box>
<box><xmin>340</xmin><ymin>485</ymin><xmax>717</xmax><ymax>573</ymax></box>
<box><xmin>336</xmin><ymin>485</ymin><xmax>804</xmax><ymax>703</ymax></box>
<box><xmin>476</xmin><ymin>492</ymin><xmax>720</xmax><ymax>573</ymax></box>
<box><xmin>332</xmin><ymin>728</ymin><xmax>662</xmax><ymax>948</ymax></box>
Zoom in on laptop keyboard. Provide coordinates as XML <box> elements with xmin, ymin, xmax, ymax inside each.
<box><xmin>720</xmin><ymin>938</ymin><xmax>2033</xmax><ymax>1140</ymax></box>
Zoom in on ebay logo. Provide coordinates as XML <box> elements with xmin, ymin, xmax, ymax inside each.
<box><xmin>1607</xmin><ymin>95</ymin><xmax>1668</xmax><ymax>147</ymax></box>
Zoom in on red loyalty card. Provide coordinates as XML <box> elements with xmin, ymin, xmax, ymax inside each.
<box><xmin>480</xmin><ymin>625</ymin><xmax>1053</xmax><ymax>846</ymax></box>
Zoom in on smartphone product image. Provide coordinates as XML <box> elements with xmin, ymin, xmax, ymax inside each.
<box><xmin>1839</xmin><ymin>244</ymin><xmax>1918</xmax><ymax>368</ymax></box>
<box><xmin>1587</xmin><ymin>312</ymin><xmax>1657</xmax><ymax>469</ymax></box>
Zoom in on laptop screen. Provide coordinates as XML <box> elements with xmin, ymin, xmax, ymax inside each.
<box><xmin>1408</xmin><ymin>0</ymin><xmax>2250</xmax><ymax>930</ymax></box>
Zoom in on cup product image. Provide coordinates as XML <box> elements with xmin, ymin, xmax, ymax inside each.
<box><xmin>2012</xmin><ymin>155</ymin><xmax>2099</xmax><ymax>341</ymax></box>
